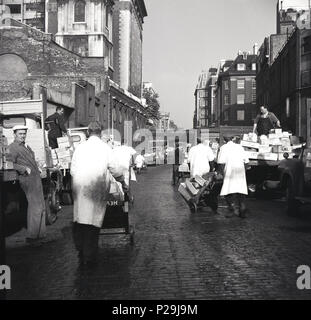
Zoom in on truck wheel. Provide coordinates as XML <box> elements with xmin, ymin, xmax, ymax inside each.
<box><xmin>45</xmin><ymin>183</ymin><xmax>59</xmax><ymax>225</ymax></box>
<box><xmin>285</xmin><ymin>178</ymin><xmax>300</xmax><ymax>216</ymax></box>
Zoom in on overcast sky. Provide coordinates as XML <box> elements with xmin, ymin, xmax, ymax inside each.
<box><xmin>142</xmin><ymin>0</ymin><xmax>308</xmax><ymax>129</ymax></box>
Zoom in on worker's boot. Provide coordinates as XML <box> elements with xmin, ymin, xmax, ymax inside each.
<box><xmin>239</xmin><ymin>203</ymin><xmax>247</xmax><ymax>219</ymax></box>
<box><xmin>225</xmin><ymin>205</ymin><xmax>235</xmax><ymax>218</ymax></box>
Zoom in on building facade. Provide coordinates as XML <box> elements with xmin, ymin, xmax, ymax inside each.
<box><xmin>193</xmin><ymin>70</ymin><xmax>208</xmax><ymax>129</ymax></box>
<box><xmin>0</xmin><ymin>0</ymin><xmax>149</xmax><ymax>139</ymax></box>
<box><xmin>277</xmin><ymin>0</ymin><xmax>311</xmax><ymax>35</ymax></box>
<box><xmin>193</xmin><ymin>68</ymin><xmax>219</xmax><ymax>129</ymax></box>
<box><xmin>0</xmin><ymin>0</ymin><xmax>45</xmax><ymax>31</ymax></box>
<box><xmin>256</xmin><ymin>0</ymin><xmax>311</xmax><ymax>145</ymax></box>
<box><xmin>215</xmin><ymin>51</ymin><xmax>257</xmax><ymax>127</ymax></box>
<box><xmin>112</xmin><ymin>0</ymin><xmax>147</xmax><ymax>98</ymax></box>
<box><xmin>257</xmin><ymin>28</ymin><xmax>311</xmax><ymax>146</ymax></box>
<box><xmin>53</xmin><ymin>0</ymin><xmax>114</xmax><ymax>63</ymax></box>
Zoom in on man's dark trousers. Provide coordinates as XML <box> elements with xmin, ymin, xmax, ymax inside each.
<box><xmin>72</xmin><ymin>222</ymin><xmax>100</xmax><ymax>264</ymax></box>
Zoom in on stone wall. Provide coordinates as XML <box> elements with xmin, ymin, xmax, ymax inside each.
<box><xmin>0</xmin><ymin>21</ymin><xmax>107</xmax><ymax>101</ymax></box>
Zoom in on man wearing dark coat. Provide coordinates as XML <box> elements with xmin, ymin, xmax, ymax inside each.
<box><xmin>45</xmin><ymin>106</ymin><xmax>67</xmax><ymax>149</ymax></box>
<box><xmin>8</xmin><ymin>125</ymin><xmax>46</xmax><ymax>242</ymax></box>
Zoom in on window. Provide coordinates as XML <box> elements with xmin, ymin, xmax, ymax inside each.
<box><xmin>237</xmin><ymin>79</ymin><xmax>245</xmax><ymax>89</ymax></box>
<box><xmin>224</xmin><ymin>80</ymin><xmax>229</xmax><ymax>90</ymax></box>
<box><xmin>237</xmin><ymin>94</ymin><xmax>245</xmax><ymax>104</ymax></box>
<box><xmin>199</xmin><ymin>99</ymin><xmax>206</xmax><ymax>107</ymax></box>
<box><xmin>109</xmin><ymin>45</ymin><xmax>113</xmax><ymax>68</ymax></box>
<box><xmin>286</xmin><ymin>97</ymin><xmax>290</xmax><ymax>118</ymax></box>
<box><xmin>71</xmin><ymin>135</ymin><xmax>82</xmax><ymax>143</ymax></box>
<box><xmin>224</xmin><ymin>111</ymin><xmax>229</xmax><ymax>121</ymax></box>
<box><xmin>3</xmin><ymin>117</ymin><xmax>25</xmax><ymax>128</ymax></box>
<box><xmin>199</xmin><ymin>90</ymin><xmax>207</xmax><ymax>98</ymax></box>
<box><xmin>252</xmin><ymin>91</ymin><xmax>256</xmax><ymax>103</ymax></box>
<box><xmin>252</xmin><ymin>79</ymin><xmax>256</xmax><ymax>89</ymax></box>
<box><xmin>252</xmin><ymin>63</ymin><xmax>257</xmax><ymax>71</ymax></box>
<box><xmin>74</xmin><ymin>0</ymin><xmax>86</xmax><ymax>22</ymax></box>
<box><xmin>237</xmin><ymin>63</ymin><xmax>246</xmax><ymax>71</ymax></box>
<box><xmin>7</xmin><ymin>4</ymin><xmax>21</xmax><ymax>14</ymax></box>
<box><xmin>105</xmin><ymin>6</ymin><xmax>109</xmax><ymax>28</ymax></box>
<box><xmin>237</xmin><ymin>110</ymin><xmax>245</xmax><ymax>121</ymax></box>
<box><xmin>224</xmin><ymin>95</ymin><xmax>229</xmax><ymax>105</ymax></box>
<box><xmin>47</xmin><ymin>3</ymin><xmax>57</xmax><ymax>12</ymax></box>
<box><xmin>119</xmin><ymin>108</ymin><xmax>123</xmax><ymax>124</ymax></box>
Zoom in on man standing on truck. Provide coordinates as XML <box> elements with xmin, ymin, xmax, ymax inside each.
<box><xmin>71</xmin><ymin>121</ymin><xmax>124</xmax><ymax>268</ymax></box>
<box><xmin>8</xmin><ymin>125</ymin><xmax>46</xmax><ymax>243</ymax></box>
<box><xmin>45</xmin><ymin>106</ymin><xmax>67</xmax><ymax>149</ymax></box>
<box><xmin>253</xmin><ymin>105</ymin><xmax>281</xmax><ymax>136</ymax></box>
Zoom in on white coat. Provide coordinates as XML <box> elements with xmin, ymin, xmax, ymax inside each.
<box><xmin>188</xmin><ymin>143</ymin><xmax>215</xmax><ymax>177</ymax></box>
<box><xmin>217</xmin><ymin>141</ymin><xmax>249</xmax><ymax>196</ymax></box>
<box><xmin>112</xmin><ymin>145</ymin><xmax>137</xmax><ymax>185</ymax></box>
<box><xmin>71</xmin><ymin>136</ymin><xmax>121</xmax><ymax>228</ymax></box>
<box><xmin>135</xmin><ymin>154</ymin><xmax>145</xmax><ymax>168</ymax></box>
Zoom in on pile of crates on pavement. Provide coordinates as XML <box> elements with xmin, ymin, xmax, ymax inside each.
<box><xmin>241</xmin><ymin>129</ymin><xmax>304</xmax><ymax>162</ymax></box>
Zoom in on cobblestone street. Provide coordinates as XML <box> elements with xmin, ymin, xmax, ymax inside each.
<box><xmin>5</xmin><ymin>165</ymin><xmax>311</xmax><ymax>300</ymax></box>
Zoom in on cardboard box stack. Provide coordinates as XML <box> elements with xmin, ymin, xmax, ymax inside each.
<box><xmin>54</xmin><ymin>136</ymin><xmax>74</xmax><ymax>169</ymax></box>
<box><xmin>241</xmin><ymin>129</ymin><xmax>301</xmax><ymax>161</ymax></box>
<box><xmin>178</xmin><ymin>175</ymin><xmax>207</xmax><ymax>201</ymax></box>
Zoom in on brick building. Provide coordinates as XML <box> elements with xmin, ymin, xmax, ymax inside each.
<box><xmin>193</xmin><ymin>70</ymin><xmax>208</xmax><ymax>129</ymax></box>
<box><xmin>0</xmin><ymin>18</ymin><xmax>148</xmax><ymax>138</ymax></box>
<box><xmin>51</xmin><ymin>0</ymin><xmax>114</xmax><ymax>63</ymax></box>
<box><xmin>257</xmin><ymin>0</ymin><xmax>311</xmax><ymax>146</ymax></box>
<box><xmin>0</xmin><ymin>0</ymin><xmax>45</xmax><ymax>31</ymax></box>
<box><xmin>257</xmin><ymin>28</ymin><xmax>311</xmax><ymax>146</ymax></box>
<box><xmin>0</xmin><ymin>0</ymin><xmax>149</xmax><ymax>141</ymax></box>
<box><xmin>277</xmin><ymin>0</ymin><xmax>311</xmax><ymax>35</ymax></box>
<box><xmin>215</xmin><ymin>51</ymin><xmax>257</xmax><ymax>127</ymax></box>
<box><xmin>193</xmin><ymin>69</ymin><xmax>218</xmax><ymax>129</ymax></box>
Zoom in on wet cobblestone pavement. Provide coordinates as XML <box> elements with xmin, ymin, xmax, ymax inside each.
<box><xmin>5</xmin><ymin>165</ymin><xmax>311</xmax><ymax>300</ymax></box>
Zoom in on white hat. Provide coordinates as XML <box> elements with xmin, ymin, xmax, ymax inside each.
<box><xmin>12</xmin><ymin>125</ymin><xmax>28</xmax><ymax>131</ymax></box>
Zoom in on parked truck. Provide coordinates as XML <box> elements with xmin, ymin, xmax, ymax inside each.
<box><xmin>239</xmin><ymin>129</ymin><xmax>311</xmax><ymax>215</ymax></box>
<box><xmin>0</xmin><ymin>99</ymin><xmax>63</xmax><ymax>236</ymax></box>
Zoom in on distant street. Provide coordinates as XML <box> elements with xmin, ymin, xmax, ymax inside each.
<box><xmin>5</xmin><ymin>165</ymin><xmax>311</xmax><ymax>300</ymax></box>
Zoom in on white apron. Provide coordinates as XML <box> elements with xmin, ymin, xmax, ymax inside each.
<box><xmin>217</xmin><ymin>141</ymin><xmax>249</xmax><ymax>196</ymax></box>
<box><xmin>71</xmin><ymin>136</ymin><xmax>116</xmax><ymax>228</ymax></box>
<box><xmin>188</xmin><ymin>143</ymin><xmax>215</xmax><ymax>177</ymax></box>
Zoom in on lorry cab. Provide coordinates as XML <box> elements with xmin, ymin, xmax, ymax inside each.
<box><xmin>0</xmin><ymin>99</ymin><xmax>63</xmax><ymax>236</ymax></box>
<box><xmin>278</xmin><ymin>145</ymin><xmax>311</xmax><ymax>215</ymax></box>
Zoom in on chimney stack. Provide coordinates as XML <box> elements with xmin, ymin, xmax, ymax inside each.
<box><xmin>253</xmin><ymin>43</ymin><xmax>259</xmax><ymax>55</ymax></box>
<box><xmin>220</xmin><ymin>59</ymin><xmax>226</xmax><ymax>68</ymax></box>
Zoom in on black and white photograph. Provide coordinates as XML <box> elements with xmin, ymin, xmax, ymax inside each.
<box><xmin>1</xmin><ymin>0</ymin><xmax>311</xmax><ymax>305</ymax></box>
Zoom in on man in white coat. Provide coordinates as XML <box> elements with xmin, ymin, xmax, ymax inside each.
<box><xmin>217</xmin><ymin>136</ymin><xmax>249</xmax><ymax>218</ymax></box>
<box><xmin>188</xmin><ymin>138</ymin><xmax>215</xmax><ymax>178</ymax></box>
<box><xmin>71</xmin><ymin>121</ymin><xmax>124</xmax><ymax>267</ymax></box>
